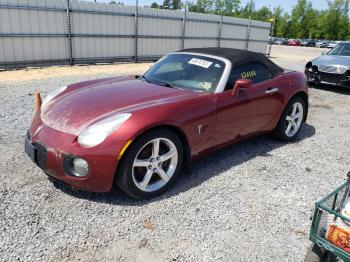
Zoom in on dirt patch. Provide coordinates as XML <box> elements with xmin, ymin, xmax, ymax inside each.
<box><xmin>0</xmin><ymin>63</ymin><xmax>153</xmax><ymax>83</ymax></box>
<box><xmin>309</xmin><ymin>104</ymin><xmax>333</xmax><ymax>109</ymax></box>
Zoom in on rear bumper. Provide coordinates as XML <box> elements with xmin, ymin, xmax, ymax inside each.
<box><xmin>25</xmin><ymin>113</ymin><xmax>127</xmax><ymax>192</ymax></box>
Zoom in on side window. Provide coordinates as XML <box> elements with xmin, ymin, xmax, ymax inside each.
<box><xmin>225</xmin><ymin>63</ymin><xmax>272</xmax><ymax>90</ymax></box>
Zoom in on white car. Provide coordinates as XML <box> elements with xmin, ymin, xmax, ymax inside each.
<box><xmin>327</xmin><ymin>42</ymin><xmax>338</xmax><ymax>49</ymax></box>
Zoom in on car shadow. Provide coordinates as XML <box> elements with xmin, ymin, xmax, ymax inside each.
<box><xmin>54</xmin><ymin>123</ymin><xmax>316</xmax><ymax>205</ymax></box>
<box><xmin>310</xmin><ymin>84</ymin><xmax>350</xmax><ymax>95</ymax></box>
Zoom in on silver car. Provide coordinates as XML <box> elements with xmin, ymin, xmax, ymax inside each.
<box><xmin>305</xmin><ymin>41</ymin><xmax>350</xmax><ymax>88</ymax></box>
<box><xmin>327</xmin><ymin>41</ymin><xmax>338</xmax><ymax>49</ymax></box>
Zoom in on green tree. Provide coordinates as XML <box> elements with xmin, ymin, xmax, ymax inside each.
<box><xmin>110</xmin><ymin>1</ymin><xmax>124</xmax><ymax>4</ymax></box>
<box><xmin>188</xmin><ymin>2</ymin><xmax>205</xmax><ymax>13</ymax></box>
<box><xmin>324</xmin><ymin>0</ymin><xmax>350</xmax><ymax>40</ymax></box>
<box><xmin>198</xmin><ymin>0</ymin><xmax>214</xmax><ymax>13</ymax></box>
<box><xmin>161</xmin><ymin>0</ymin><xmax>183</xmax><ymax>10</ymax></box>
<box><xmin>239</xmin><ymin>0</ymin><xmax>255</xmax><ymax>18</ymax></box>
<box><xmin>172</xmin><ymin>0</ymin><xmax>182</xmax><ymax>9</ymax></box>
<box><xmin>252</xmin><ymin>6</ymin><xmax>272</xmax><ymax>21</ymax></box>
<box><xmin>281</xmin><ymin>13</ymin><xmax>292</xmax><ymax>38</ymax></box>
<box><xmin>162</xmin><ymin>0</ymin><xmax>171</xmax><ymax>9</ymax></box>
<box><xmin>150</xmin><ymin>2</ymin><xmax>160</xmax><ymax>8</ymax></box>
<box><xmin>214</xmin><ymin>0</ymin><xmax>241</xmax><ymax>16</ymax></box>
<box><xmin>289</xmin><ymin>0</ymin><xmax>310</xmax><ymax>38</ymax></box>
<box><xmin>178</xmin><ymin>0</ymin><xmax>350</xmax><ymax>40</ymax></box>
<box><xmin>272</xmin><ymin>6</ymin><xmax>284</xmax><ymax>36</ymax></box>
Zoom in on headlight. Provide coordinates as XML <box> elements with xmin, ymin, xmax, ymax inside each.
<box><xmin>42</xmin><ymin>86</ymin><xmax>67</xmax><ymax>107</ymax></box>
<box><xmin>78</xmin><ymin>113</ymin><xmax>132</xmax><ymax>148</ymax></box>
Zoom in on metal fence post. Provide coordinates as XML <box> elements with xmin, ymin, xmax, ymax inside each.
<box><xmin>245</xmin><ymin>16</ymin><xmax>252</xmax><ymax>51</ymax></box>
<box><xmin>181</xmin><ymin>1</ymin><xmax>187</xmax><ymax>50</ymax></box>
<box><xmin>66</xmin><ymin>0</ymin><xmax>73</xmax><ymax>66</ymax></box>
<box><xmin>135</xmin><ymin>0</ymin><xmax>139</xmax><ymax>62</ymax></box>
<box><xmin>217</xmin><ymin>13</ymin><xmax>223</xmax><ymax>47</ymax></box>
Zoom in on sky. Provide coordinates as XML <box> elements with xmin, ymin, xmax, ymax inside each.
<box><xmin>88</xmin><ymin>0</ymin><xmax>330</xmax><ymax>12</ymax></box>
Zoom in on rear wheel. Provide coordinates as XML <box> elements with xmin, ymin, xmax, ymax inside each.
<box><xmin>116</xmin><ymin>128</ymin><xmax>183</xmax><ymax>199</ymax></box>
<box><xmin>272</xmin><ymin>96</ymin><xmax>306</xmax><ymax>141</ymax></box>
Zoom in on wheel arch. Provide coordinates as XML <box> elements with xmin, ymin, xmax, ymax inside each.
<box><xmin>305</xmin><ymin>61</ymin><xmax>312</xmax><ymax>69</ymax></box>
<box><xmin>116</xmin><ymin>124</ymin><xmax>192</xmax><ymax>179</ymax></box>
<box><xmin>291</xmin><ymin>91</ymin><xmax>309</xmax><ymax>122</ymax></box>
<box><xmin>145</xmin><ymin>125</ymin><xmax>191</xmax><ymax>169</ymax></box>
<box><xmin>273</xmin><ymin>90</ymin><xmax>309</xmax><ymax>131</ymax></box>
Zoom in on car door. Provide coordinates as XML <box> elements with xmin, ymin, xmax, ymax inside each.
<box><xmin>215</xmin><ymin>62</ymin><xmax>283</xmax><ymax>146</ymax></box>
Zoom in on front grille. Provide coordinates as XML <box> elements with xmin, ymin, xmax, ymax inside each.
<box><xmin>32</xmin><ymin>142</ymin><xmax>47</xmax><ymax>170</ymax></box>
<box><xmin>62</xmin><ymin>154</ymin><xmax>74</xmax><ymax>176</ymax></box>
<box><xmin>319</xmin><ymin>72</ymin><xmax>343</xmax><ymax>84</ymax></box>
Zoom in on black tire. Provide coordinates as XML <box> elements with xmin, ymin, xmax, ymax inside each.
<box><xmin>304</xmin><ymin>245</ymin><xmax>322</xmax><ymax>262</ymax></box>
<box><xmin>308</xmin><ymin>81</ymin><xmax>316</xmax><ymax>87</ymax></box>
<box><xmin>304</xmin><ymin>245</ymin><xmax>339</xmax><ymax>262</ymax></box>
<box><xmin>116</xmin><ymin>128</ymin><xmax>183</xmax><ymax>200</ymax></box>
<box><xmin>272</xmin><ymin>96</ymin><xmax>306</xmax><ymax>141</ymax></box>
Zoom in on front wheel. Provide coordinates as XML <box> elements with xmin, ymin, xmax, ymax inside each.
<box><xmin>116</xmin><ymin>128</ymin><xmax>183</xmax><ymax>199</ymax></box>
<box><xmin>272</xmin><ymin>96</ymin><xmax>306</xmax><ymax>141</ymax></box>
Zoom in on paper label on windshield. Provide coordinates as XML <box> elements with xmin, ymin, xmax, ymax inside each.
<box><xmin>199</xmin><ymin>82</ymin><xmax>212</xmax><ymax>90</ymax></box>
<box><xmin>188</xmin><ymin>58</ymin><xmax>212</xmax><ymax>68</ymax></box>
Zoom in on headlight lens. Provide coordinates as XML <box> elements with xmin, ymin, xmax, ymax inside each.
<box><xmin>78</xmin><ymin>113</ymin><xmax>132</xmax><ymax>148</ymax></box>
<box><xmin>42</xmin><ymin>86</ymin><xmax>67</xmax><ymax>107</ymax></box>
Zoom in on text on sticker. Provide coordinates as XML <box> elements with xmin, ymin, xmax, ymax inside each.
<box><xmin>189</xmin><ymin>58</ymin><xmax>213</xmax><ymax>68</ymax></box>
<box><xmin>241</xmin><ymin>70</ymin><xmax>256</xmax><ymax>79</ymax></box>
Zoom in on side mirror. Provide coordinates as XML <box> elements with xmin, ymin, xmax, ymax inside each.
<box><xmin>231</xmin><ymin>79</ymin><xmax>253</xmax><ymax>96</ymax></box>
<box><xmin>321</xmin><ymin>51</ymin><xmax>326</xmax><ymax>55</ymax></box>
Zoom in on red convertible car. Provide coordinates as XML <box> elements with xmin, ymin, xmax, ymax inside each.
<box><xmin>25</xmin><ymin>48</ymin><xmax>308</xmax><ymax>199</ymax></box>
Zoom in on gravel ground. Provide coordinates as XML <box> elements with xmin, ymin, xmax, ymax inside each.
<box><xmin>1</xmin><ymin>46</ymin><xmax>350</xmax><ymax>261</ymax></box>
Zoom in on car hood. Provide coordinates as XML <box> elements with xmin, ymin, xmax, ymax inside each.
<box><xmin>41</xmin><ymin>76</ymin><xmax>199</xmax><ymax>135</ymax></box>
<box><xmin>312</xmin><ymin>55</ymin><xmax>350</xmax><ymax>74</ymax></box>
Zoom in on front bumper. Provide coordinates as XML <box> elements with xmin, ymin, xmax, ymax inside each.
<box><xmin>306</xmin><ymin>71</ymin><xmax>350</xmax><ymax>88</ymax></box>
<box><xmin>25</xmin><ymin>113</ymin><xmax>128</xmax><ymax>192</ymax></box>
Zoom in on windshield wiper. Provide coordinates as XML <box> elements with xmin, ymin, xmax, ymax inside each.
<box><xmin>158</xmin><ymin>82</ymin><xmax>184</xmax><ymax>90</ymax></box>
<box><xmin>140</xmin><ymin>77</ymin><xmax>185</xmax><ymax>90</ymax></box>
<box><xmin>139</xmin><ymin>75</ymin><xmax>151</xmax><ymax>83</ymax></box>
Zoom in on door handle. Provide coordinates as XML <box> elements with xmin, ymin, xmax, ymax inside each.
<box><xmin>265</xmin><ymin>87</ymin><xmax>279</xmax><ymax>94</ymax></box>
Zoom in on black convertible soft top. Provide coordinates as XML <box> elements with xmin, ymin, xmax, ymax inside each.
<box><xmin>178</xmin><ymin>47</ymin><xmax>284</xmax><ymax>77</ymax></box>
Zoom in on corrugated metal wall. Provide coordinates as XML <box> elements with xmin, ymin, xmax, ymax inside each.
<box><xmin>0</xmin><ymin>0</ymin><xmax>271</xmax><ymax>68</ymax></box>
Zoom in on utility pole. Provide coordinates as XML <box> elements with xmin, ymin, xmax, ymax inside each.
<box><xmin>267</xmin><ymin>17</ymin><xmax>275</xmax><ymax>57</ymax></box>
<box><xmin>245</xmin><ymin>2</ymin><xmax>253</xmax><ymax>51</ymax></box>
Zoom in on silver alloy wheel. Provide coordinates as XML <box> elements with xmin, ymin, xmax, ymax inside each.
<box><xmin>132</xmin><ymin>138</ymin><xmax>178</xmax><ymax>192</ymax></box>
<box><xmin>285</xmin><ymin>102</ymin><xmax>304</xmax><ymax>137</ymax></box>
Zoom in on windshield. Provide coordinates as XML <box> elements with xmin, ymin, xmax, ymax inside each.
<box><xmin>328</xmin><ymin>43</ymin><xmax>350</xmax><ymax>56</ymax></box>
<box><xmin>143</xmin><ymin>53</ymin><xmax>226</xmax><ymax>92</ymax></box>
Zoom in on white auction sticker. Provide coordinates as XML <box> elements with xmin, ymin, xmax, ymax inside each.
<box><xmin>188</xmin><ymin>58</ymin><xmax>212</xmax><ymax>68</ymax></box>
